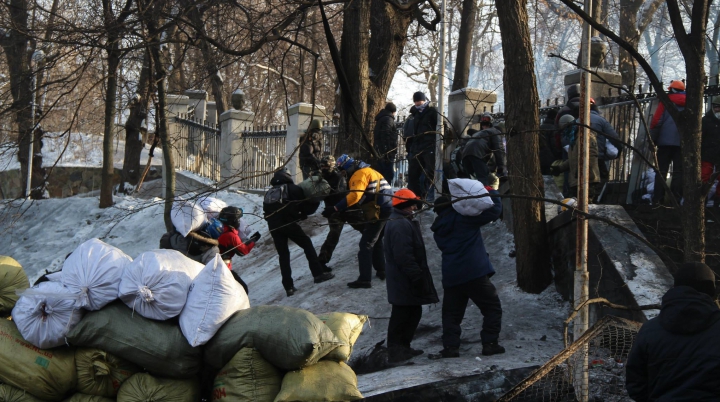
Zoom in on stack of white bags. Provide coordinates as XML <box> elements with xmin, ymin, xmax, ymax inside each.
<box><xmin>12</xmin><ymin>237</ymin><xmax>249</xmax><ymax>350</ymax></box>
<box><xmin>170</xmin><ymin>196</ymin><xmax>229</xmax><ymax>236</ymax></box>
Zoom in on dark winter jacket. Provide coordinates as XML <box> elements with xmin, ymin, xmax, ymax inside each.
<box><xmin>299</xmin><ymin>130</ymin><xmax>323</xmax><ymax>171</ymax></box>
<box><xmin>590</xmin><ymin>109</ymin><xmax>621</xmax><ymax>161</ymax></box>
<box><xmin>383</xmin><ymin>208</ymin><xmax>439</xmax><ymax>306</ymax></box>
<box><xmin>373</xmin><ymin>110</ymin><xmax>398</xmax><ymax>161</ymax></box>
<box><xmin>431</xmin><ymin>190</ymin><xmax>502</xmax><ymax>288</ymax></box>
<box><xmin>539</xmin><ymin>117</ymin><xmax>559</xmax><ymax>174</ymax></box>
<box><xmin>263</xmin><ymin>170</ymin><xmax>307</xmax><ymax>230</ymax></box>
<box><xmin>650</xmin><ymin>93</ymin><xmax>685</xmax><ymax>147</ymax></box>
<box><xmin>321</xmin><ymin>168</ymin><xmax>347</xmax><ymax>208</ymax></box>
<box><xmin>626</xmin><ymin>286</ymin><xmax>720</xmax><ymax>402</ymax></box>
<box><xmin>559</xmin><ymin>125</ymin><xmax>600</xmax><ymax>187</ymax></box>
<box><xmin>406</xmin><ymin>104</ymin><xmax>439</xmax><ymax>154</ymax></box>
<box><xmin>701</xmin><ymin>110</ymin><xmax>720</xmax><ymax>165</ymax></box>
<box><xmin>461</xmin><ymin>127</ymin><xmax>506</xmax><ymax>173</ymax></box>
<box><xmin>555</xmin><ymin>97</ymin><xmax>580</xmax><ymax>126</ymax></box>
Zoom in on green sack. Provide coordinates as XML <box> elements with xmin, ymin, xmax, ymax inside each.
<box><xmin>298</xmin><ymin>176</ymin><xmax>332</xmax><ymax>199</ymax></box>
<box><xmin>0</xmin><ymin>384</ymin><xmax>45</xmax><ymax>402</ymax></box>
<box><xmin>205</xmin><ymin>306</ymin><xmax>343</xmax><ymax>372</ymax></box>
<box><xmin>0</xmin><ymin>318</ymin><xmax>77</xmax><ymax>401</ymax></box>
<box><xmin>62</xmin><ymin>394</ymin><xmax>114</xmax><ymax>402</ymax></box>
<box><xmin>75</xmin><ymin>348</ymin><xmax>140</xmax><ymax>397</ymax></box>
<box><xmin>316</xmin><ymin>312</ymin><xmax>368</xmax><ymax>362</ymax></box>
<box><xmin>67</xmin><ymin>301</ymin><xmax>201</xmax><ymax>379</ymax></box>
<box><xmin>274</xmin><ymin>361</ymin><xmax>363</xmax><ymax>402</ymax></box>
<box><xmin>0</xmin><ymin>256</ymin><xmax>29</xmax><ymax>316</ymax></box>
<box><xmin>116</xmin><ymin>373</ymin><xmax>199</xmax><ymax>402</ymax></box>
<box><xmin>212</xmin><ymin>348</ymin><xmax>282</xmax><ymax>402</ymax></box>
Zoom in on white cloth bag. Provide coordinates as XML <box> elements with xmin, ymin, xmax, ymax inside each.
<box><xmin>199</xmin><ymin>196</ymin><xmax>228</xmax><ymax>220</ymax></box>
<box><xmin>448</xmin><ymin>178</ymin><xmax>495</xmax><ymax>216</ymax></box>
<box><xmin>171</xmin><ymin>201</ymin><xmax>207</xmax><ymax>237</ymax></box>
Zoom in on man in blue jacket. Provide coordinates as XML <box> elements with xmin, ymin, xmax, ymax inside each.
<box><xmin>428</xmin><ymin>188</ymin><xmax>505</xmax><ymax>358</ymax></box>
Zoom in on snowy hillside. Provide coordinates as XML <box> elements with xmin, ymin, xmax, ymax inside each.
<box><xmin>0</xmin><ymin>191</ymin><xmax>569</xmax><ymax>396</ymax></box>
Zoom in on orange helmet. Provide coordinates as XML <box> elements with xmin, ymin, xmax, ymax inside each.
<box><xmin>589</xmin><ymin>98</ymin><xmax>595</xmax><ymax>104</ymax></box>
<box><xmin>668</xmin><ymin>80</ymin><xmax>685</xmax><ymax>91</ymax></box>
<box><xmin>392</xmin><ymin>188</ymin><xmax>420</xmax><ymax>207</ymax></box>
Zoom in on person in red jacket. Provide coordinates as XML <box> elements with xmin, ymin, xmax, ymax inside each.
<box><xmin>649</xmin><ymin>80</ymin><xmax>686</xmax><ymax>204</ymax></box>
<box><xmin>217</xmin><ymin>207</ymin><xmax>260</xmax><ymax>295</ymax></box>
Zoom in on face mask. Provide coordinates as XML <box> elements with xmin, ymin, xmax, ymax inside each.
<box><xmin>715</xmin><ymin>112</ymin><xmax>720</xmax><ymax>119</ymax></box>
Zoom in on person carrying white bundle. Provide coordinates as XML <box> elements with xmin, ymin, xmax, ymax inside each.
<box><xmin>12</xmin><ymin>281</ymin><xmax>84</xmax><ymax>349</ymax></box>
<box><xmin>447</xmin><ymin>178</ymin><xmax>495</xmax><ymax>216</ymax></box>
<box><xmin>171</xmin><ymin>200</ymin><xmax>206</xmax><ymax>237</ymax></box>
<box><xmin>179</xmin><ymin>256</ymin><xmax>250</xmax><ymax>347</ymax></box>
<box><xmin>118</xmin><ymin>250</ymin><xmax>203</xmax><ymax>320</ymax></box>
<box><xmin>199</xmin><ymin>196</ymin><xmax>228</xmax><ymax>220</ymax></box>
<box><xmin>62</xmin><ymin>238</ymin><xmax>132</xmax><ymax>311</ymax></box>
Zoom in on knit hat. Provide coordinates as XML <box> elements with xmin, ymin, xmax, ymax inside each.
<box><xmin>413</xmin><ymin>91</ymin><xmax>427</xmax><ymax>102</ymax></box>
<box><xmin>674</xmin><ymin>262</ymin><xmax>716</xmax><ymax>297</ymax></box>
<box><xmin>433</xmin><ymin>195</ymin><xmax>451</xmax><ymax>214</ymax></box>
<box><xmin>385</xmin><ymin>103</ymin><xmax>397</xmax><ymax>113</ymax></box>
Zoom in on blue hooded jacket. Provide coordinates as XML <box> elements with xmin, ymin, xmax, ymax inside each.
<box><xmin>430</xmin><ymin>190</ymin><xmax>502</xmax><ymax>288</ymax></box>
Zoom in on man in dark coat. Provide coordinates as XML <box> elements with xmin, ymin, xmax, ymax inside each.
<box><xmin>428</xmin><ymin>188</ymin><xmax>505</xmax><ymax>359</ymax></box>
<box><xmin>590</xmin><ymin>101</ymin><xmax>621</xmax><ymax>182</ymax></box>
<box><xmin>264</xmin><ymin>169</ymin><xmax>334</xmax><ymax>296</ymax></box>
<box><xmin>405</xmin><ymin>92</ymin><xmax>439</xmax><ymax>199</ymax></box>
<box><xmin>555</xmin><ymin>84</ymin><xmax>580</xmax><ymax>125</ymax></box>
<box><xmin>373</xmin><ymin>103</ymin><xmax>398</xmax><ymax>184</ymax></box>
<box><xmin>539</xmin><ymin>110</ymin><xmax>559</xmax><ymax>175</ymax></box>
<box><xmin>626</xmin><ymin>262</ymin><xmax>720</xmax><ymax>401</ymax></box>
<box><xmin>701</xmin><ymin>99</ymin><xmax>720</xmax><ymax>204</ymax></box>
<box><xmin>383</xmin><ymin>188</ymin><xmax>439</xmax><ymax>363</ymax></box>
<box><xmin>649</xmin><ymin>80</ymin><xmax>686</xmax><ymax>204</ymax></box>
<box><xmin>461</xmin><ymin>116</ymin><xmax>506</xmax><ymax>186</ymax></box>
<box><xmin>317</xmin><ymin>155</ymin><xmax>348</xmax><ymax>269</ymax></box>
<box><xmin>299</xmin><ymin>119</ymin><xmax>324</xmax><ymax>179</ymax></box>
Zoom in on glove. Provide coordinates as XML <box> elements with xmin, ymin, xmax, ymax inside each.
<box><xmin>550</xmin><ymin>163</ymin><xmax>562</xmax><ymax>176</ymax></box>
<box><xmin>249</xmin><ymin>231</ymin><xmax>261</xmax><ymax>243</ymax></box>
<box><xmin>321</xmin><ymin>207</ymin><xmax>336</xmax><ymax>218</ymax></box>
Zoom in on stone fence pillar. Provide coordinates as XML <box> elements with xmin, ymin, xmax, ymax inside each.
<box><xmin>206</xmin><ymin>101</ymin><xmax>217</xmax><ymax>126</ymax></box>
<box><xmin>564</xmin><ymin>69</ymin><xmax>622</xmax><ymax>106</ymax></box>
<box><xmin>185</xmin><ymin>90</ymin><xmax>208</xmax><ymax>121</ymax></box>
<box><xmin>163</xmin><ymin>95</ymin><xmax>189</xmax><ymax>198</ymax></box>
<box><xmin>219</xmin><ymin>109</ymin><xmax>255</xmax><ymax>186</ymax></box>
<box><xmin>286</xmin><ymin>103</ymin><xmax>327</xmax><ymax>183</ymax></box>
<box><xmin>447</xmin><ymin>88</ymin><xmax>498</xmax><ymax>136</ymax></box>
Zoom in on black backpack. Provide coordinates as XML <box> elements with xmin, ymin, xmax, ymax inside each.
<box><xmin>264</xmin><ymin>184</ymin><xmax>289</xmax><ymax>205</ymax></box>
<box><xmin>450</xmin><ymin>143</ymin><xmax>466</xmax><ymax>174</ymax></box>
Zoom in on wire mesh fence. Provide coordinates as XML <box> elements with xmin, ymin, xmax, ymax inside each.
<box><xmin>498</xmin><ymin>316</ymin><xmax>642</xmax><ymax>402</ymax></box>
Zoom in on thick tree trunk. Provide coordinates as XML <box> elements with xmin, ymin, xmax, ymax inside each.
<box><xmin>452</xmin><ymin>0</ymin><xmax>477</xmax><ymax>91</ymax></box>
<box><xmin>188</xmin><ymin>5</ymin><xmax>227</xmax><ymax>114</ymax></box>
<box><xmin>121</xmin><ymin>49</ymin><xmax>152</xmax><ymax>191</ymax></box>
<box><xmin>100</xmin><ymin>40</ymin><xmax>120</xmax><ymax>208</ymax></box>
<box><xmin>495</xmin><ymin>0</ymin><xmax>552</xmax><ymax>293</ymax></box>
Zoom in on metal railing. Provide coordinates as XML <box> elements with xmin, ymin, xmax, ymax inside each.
<box><xmin>173</xmin><ymin>114</ymin><xmax>221</xmax><ymax>181</ymax></box>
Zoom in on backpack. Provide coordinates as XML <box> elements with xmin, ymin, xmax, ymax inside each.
<box><xmin>402</xmin><ymin>116</ymin><xmax>415</xmax><ymax>139</ymax></box>
<box><xmin>264</xmin><ymin>184</ymin><xmax>289</xmax><ymax>205</ymax></box>
<box><xmin>450</xmin><ymin>142</ymin><xmax>466</xmax><ymax>174</ymax></box>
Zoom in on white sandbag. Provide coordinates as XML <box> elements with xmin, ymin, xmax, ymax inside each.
<box><xmin>118</xmin><ymin>250</ymin><xmax>204</xmax><ymax>321</ymax></box>
<box><xmin>448</xmin><ymin>178</ymin><xmax>495</xmax><ymax>216</ymax></box>
<box><xmin>12</xmin><ymin>281</ymin><xmax>83</xmax><ymax>349</ymax></box>
<box><xmin>179</xmin><ymin>256</ymin><xmax>249</xmax><ymax>347</ymax></box>
<box><xmin>171</xmin><ymin>201</ymin><xmax>206</xmax><ymax>237</ymax></box>
<box><xmin>199</xmin><ymin>196</ymin><xmax>228</xmax><ymax>220</ymax></box>
<box><xmin>62</xmin><ymin>238</ymin><xmax>132</xmax><ymax>311</ymax></box>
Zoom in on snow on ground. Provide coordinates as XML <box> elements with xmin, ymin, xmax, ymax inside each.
<box><xmin>0</xmin><ymin>190</ymin><xmax>569</xmax><ymax>397</ymax></box>
<box><xmin>0</xmin><ymin>132</ymin><xmax>161</xmax><ymax>171</ymax></box>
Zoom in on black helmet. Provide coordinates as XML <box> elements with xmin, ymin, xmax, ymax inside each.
<box><xmin>218</xmin><ymin>206</ymin><xmax>243</xmax><ymax>229</ymax></box>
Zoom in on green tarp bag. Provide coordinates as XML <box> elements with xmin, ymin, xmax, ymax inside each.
<box><xmin>0</xmin><ymin>256</ymin><xmax>29</xmax><ymax>316</ymax></box>
<box><xmin>204</xmin><ymin>306</ymin><xmax>343</xmax><ymax>372</ymax></box>
<box><xmin>0</xmin><ymin>318</ymin><xmax>77</xmax><ymax>401</ymax></box>
<box><xmin>75</xmin><ymin>348</ymin><xmax>140</xmax><ymax>397</ymax></box>
<box><xmin>116</xmin><ymin>373</ymin><xmax>200</xmax><ymax>402</ymax></box>
<box><xmin>274</xmin><ymin>361</ymin><xmax>363</xmax><ymax>402</ymax></box>
<box><xmin>298</xmin><ymin>176</ymin><xmax>332</xmax><ymax>200</ymax></box>
<box><xmin>67</xmin><ymin>301</ymin><xmax>201</xmax><ymax>379</ymax></box>
<box><xmin>0</xmin><ymin>384</ymin><xmax>45</xmax><ymax>402</ymax></box>
<box><xmin>62</xmin><ymin>394</ymin><xmax>114</xmax><ymax>402</ymax></box>
<box><xmin>212</xmin><ymin>348</ymin><xmax>282</xmax><ymax>402</ymax></box>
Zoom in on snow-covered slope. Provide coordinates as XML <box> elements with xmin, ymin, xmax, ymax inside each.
<box><xmin>0</xmin><ymin>191</ymin><xmax>569</xmax><ymax>396</ymax></box>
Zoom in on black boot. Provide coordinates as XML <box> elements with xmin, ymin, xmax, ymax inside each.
<box><xmin>314</xmin><ymin>272</ymin><xmax>335</xmax><ymax>284</ymax></box>
<box><xmin>347</xmin><ymin>280</ymin><xmax>372</xmax><ymax>289</ymax></box>
<box><xmin>482</xmin><ymin>341</ymin><xmax>506</xmax><ymax>356</ymax></box>
<box><xmin>285</xmin><ymin>287</ymin><xmax>298</xmax><ymax>297</ymax></box>
<box><xmin>428</xmin><ymin>347</ymin><xmax>460</xmax><ymax>360</ymax></box>
<box><xmin>388</xmin><ymin>346</ymin><xmax>422</xmax><ymax>363</ymax></box>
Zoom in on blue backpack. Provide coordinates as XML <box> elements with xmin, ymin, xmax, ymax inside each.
<box><xmin>206</xmin><ymin>218</ymin><xmax>225</xmax><ymax>239</ymax></box>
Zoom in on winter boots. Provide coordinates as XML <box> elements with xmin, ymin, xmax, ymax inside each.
<box><xmin>388</xmin><ymin>346</ymin><xmax>424</xmax><ymax>363</ymax></box>
<box><xmin>313</xmin><ymin>272</ymin><xmax>335</xmax><ymax>284</ymax></box>
<box><xmin>347</xmin><ymin>280</ymin><xmax>372</xmax><ymax>289</ymax></box>
<box><xmin>427</xmin><ymin>348</ymin><xmax>460</xmax><ymax>360</ymax></box>
<box><xmin>482</xmin><ymin>341</ymin><xmax>506</xmax><ymax>356</ymax></box>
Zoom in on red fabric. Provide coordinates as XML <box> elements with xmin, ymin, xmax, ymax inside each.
<box><xmin>484</xmin><ymin>186</ymin><xmax>495</xmax><ymax>192</ymax></box>
<box><xmin>218</xmin><ymin>226</ymin><xmax>254</xmax><ymax>269</ymax></box>
<box><xmin>650</xmin><ymin>93</ymin><xmax>686</xmax><ymax>129</ymax></box>
<box><xmin>701</xmin><ymin>161</ymin><xmax>720</xmax><ymax>197</ymax></box>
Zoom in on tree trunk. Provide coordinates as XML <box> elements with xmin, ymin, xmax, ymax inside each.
<box><xmin>452</xmin><ymin>0</ymin><xmax>477</xmax><ymax>91</ymax></box>
<box><xmin>121</xmin><ymin>49</ymin><xmax>152</xmax><ymax>192</ymax></box>
<box><xmin>188</xmin><ymin>5</ymin><xmax>227</xmax><ymax>114</ymax></box>
<box><xmin>495</xmin><ymin>0</ymin><xmax>552</xmax><ymax>293</ymax></box>
<box><xmin>100</xmin><ymin>41</ymin><xmax>120</xmax><ymax>208</ymax></box>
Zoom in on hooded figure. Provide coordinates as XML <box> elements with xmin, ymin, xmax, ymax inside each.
<box><xmin>373</xmin><ymin>103</ymin><xmax>399</xmax><ymax>184</ymax></box>
<box><xmin>626</xmin><ymin>262</ymin><xmax>720</xmax><ymax>401</ymax></box>
<box><xmin>263</xmin><ymin>169</ymin><xmax>334</xmax><ymax>296</ymax></box>
<box><xmin>405</xmin><ymin>92</ymin><xmax>439</xmax><ymax>198</ymax></box>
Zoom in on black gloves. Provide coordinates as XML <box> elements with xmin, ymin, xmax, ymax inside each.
<box><xmin>249</xmin><ymin>231</ymin><xmax>261</xmax><ymax>243</ymax></box>
<box><xmin>550</xmin><ymin>164</ymin><xmax>562</xmax><ymax>176</ymax></box>
<box><xmin>321</xmin><ymin>207</ymin><xmax>336</xmax><ymax>218</ymax></box>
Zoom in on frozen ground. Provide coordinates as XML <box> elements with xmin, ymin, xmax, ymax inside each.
<box><xmin>0</xmin><ymin>190</ymin><xmax>569</xmax><ymax>397</ymax></box>
<box><xmin>0</xmin><ymin>132</ymin><xmax>161</xmax><ymax>171</ymax></box>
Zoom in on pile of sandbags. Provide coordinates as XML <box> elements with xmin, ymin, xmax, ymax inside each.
<box><xmin>0</xmin><ymin>256</ymin><xmax>29</xmax><ymax>317</ymax></box>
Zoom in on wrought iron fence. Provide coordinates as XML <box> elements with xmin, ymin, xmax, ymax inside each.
<box><xmin>173</xmin><ymin>114</ymin><xmax>221</xmax><ymax>181</ymax></box>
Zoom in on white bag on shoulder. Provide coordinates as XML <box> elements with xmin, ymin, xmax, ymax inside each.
<box><xmin>171</xmin><ymin>201</ymin><xmax>206</xmax><ymax>237</ymax></box>
<box><xmin>118</xmin><ymin>250</ymin><xmax>203</xmax><ymax>320</ymax></box>
<box><xmin>448</xmin><ymin>178</ymin><xmax>495</xmax><ymax>216</ymax></box>
<box><xmin>199</xmin><ymin>196</ymin><xmax>228</xmax><ymax>220</ymax></box>
<box><xmin>12</xmin><ymin>281</ymin><xmax>83</xmax><ymax>348</ymax></box>
<box><xmin>62</xmin><ymin>238</ymin><xmax>132</xmax><ymax>310</ymax></box>
<box><xmin>179</xmin><ymin>256</ymin><xmax>249</xmax><ymax>347</ymax></box>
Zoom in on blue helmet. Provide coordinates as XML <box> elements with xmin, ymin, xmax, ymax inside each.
<box><xmin>336</xmin><ymin>154</ymin><xmax>355</xmax><ymax>170</ymax></box>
